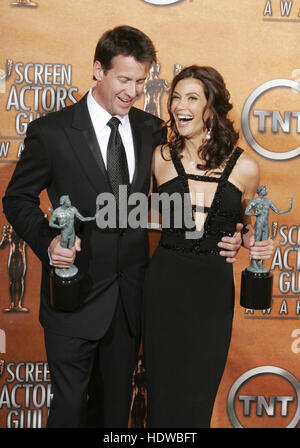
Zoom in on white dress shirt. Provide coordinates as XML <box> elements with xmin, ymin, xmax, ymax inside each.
<box><xmin>87</xmin><ymin>88</ymin><xmax>135</xmax><ymax>182</ymax></box>
<box><xmin>48</xmin><ymin>89</ymin><xmax>136</xmax><ymax>264</ymax></box>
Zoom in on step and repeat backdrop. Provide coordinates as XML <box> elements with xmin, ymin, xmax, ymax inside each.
<box><xmin>0</xmin><ymin>0</ymin><xmax>300</xmax><ymax>429</ymax></box>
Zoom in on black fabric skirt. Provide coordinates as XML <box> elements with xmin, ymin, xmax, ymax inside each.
<box><xmin>142</xmin><ymin>246</ymin><xmax>235</xmax><ymax>428</ymax></box>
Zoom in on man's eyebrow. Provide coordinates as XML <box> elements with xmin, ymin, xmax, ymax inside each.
<box><xmin>117</xmin><ymin>75</ymin><xmax>147</xmax><ymax>81</ymax></box>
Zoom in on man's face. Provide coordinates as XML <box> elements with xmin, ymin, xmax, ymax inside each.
<box><xmin>93</xmin><ymin>55</ymin><xmax>151</xmax><ymax>116</ymax></box>
<box><xmin>170</xmin><ymin>77</ymin><xmax>208</xmax><ymax>141</ymax></box>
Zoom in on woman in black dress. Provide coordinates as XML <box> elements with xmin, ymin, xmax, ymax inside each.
<box><xmin>143</xmin><ymin>66</ymin><xmax>273</xmax><ymax>428</ymax></box>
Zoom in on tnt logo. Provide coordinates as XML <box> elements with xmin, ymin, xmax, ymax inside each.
<box><xmin>242</xmin><ymin>79</ymin><xmax>300</xmax><ymax>161</ymax></box>
<box><xmin>227</xmin><ymin>366</ymin><xmax>300</xmax><ymax>428</ymax></box>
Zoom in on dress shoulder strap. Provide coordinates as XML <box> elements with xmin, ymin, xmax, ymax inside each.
<box><xmin>221</xmin><ymin>147</ymin><xmax>244</xmax><ymax>180</ymax></box>
<box><xmin>170</xmin><ymin>145</ymin><xmax>186</xmax><ymax>177</ymax></box>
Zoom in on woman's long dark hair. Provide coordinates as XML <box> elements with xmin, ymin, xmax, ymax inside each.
<box><xmin>165</xmin><ymin>65</ymin><xmax>239</xmax><ymax>170</ymax></box>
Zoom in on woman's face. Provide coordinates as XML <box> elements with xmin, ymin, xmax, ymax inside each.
<box><xmin>170</xmin><ymin>77</ymin><xmax>208</xmax><ymax>140</ymax></box>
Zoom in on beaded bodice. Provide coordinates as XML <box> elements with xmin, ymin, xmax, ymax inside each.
<box><xmin>157</xmin><ymin>147</ymin><xmax>243</xmax><ymax>255</ymax></box>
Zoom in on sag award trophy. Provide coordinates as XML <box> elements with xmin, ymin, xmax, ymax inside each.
<box><xmin>240</xmin><ymin>185</ymin><xmax>293</xmax><ymax>310</ymax></box>
<box><xmin>49</xmin><ymin>195</ymin><xmax>95</xmax><ymax>312</ymax></box>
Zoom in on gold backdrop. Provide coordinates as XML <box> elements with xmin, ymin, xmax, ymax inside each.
<box><xmin>1</xmin><ymin>0</ymin><xmax>300</xmax><ymax>428</ymax></box>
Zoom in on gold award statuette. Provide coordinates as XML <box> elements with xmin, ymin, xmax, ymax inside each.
<box><xmin>240</xmin><ymin>185</ymin><xmax>293</xmax><ymax>310</ymax></box>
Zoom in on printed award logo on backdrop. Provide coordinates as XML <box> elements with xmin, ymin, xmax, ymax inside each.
<box><xmin>141</xmin><ymin>0</ymin><xmax>183</xmax><ymax>5</ymax></box>
<box><xmin>143</xmin><ymin>62</ymin><xmax>169</xmax><ymax>118</ymax></box>
<box><xmin>0</xmin><ymin>330</ymin><xmax>5</xmax><ymax>389</ymax></box>
<box><xmin>0</xmin><ymin>60</ymin><xmax>13</xmax><ymax>94</ymax></box>
<box><xmin>268</xmin><ymin>225</ymin><xmax>300</xmax><ymax>316</ymax></box>
<box><xmin>10</xmin><ymin>0</ymin><xmax>38</xmax><ymax>7</ymax></box>
<box><xmin>0</xmin><ymin>225</ymin><xmax>28</xmax><ymax>313</ymax></box>
<box><xmin>245</xmin><ymin>224</ymin><xmax>300</xmax><ymax>320</ymax></box>
<box><xmin>143</xmin><ymin>62</ymin><xmax>181</xmax><ymax>118</ymax></box>
<box><xmin>263</xmin><ymin>0</ymin><xmax>300</xmax><ymax>20</ymax></box>
<box><xmin>0</xmin><ymin>332</ymin><xmax>52</xmax><ymax>428</ymax></box>
<box><xmin>0</xmin><ymin>330</ymin><xmax>6</xmax><ymax>355</ymax></box>
<box><xmin>1</xmin><ymin>61</ymin><xmax>78</xmax><ymax>161</ymax></box>
<box><xmin>241</xmin><ymin>79</ymin><xmax>300</xmax><ymax>161</ymax></box>
<box><xmin>227</xmin><ymin>366</ymin><xmax>300</xmax><ymax>428</ymax></box>
<box><xmin>291</xmin><ymin>328</ymin><xmax>300</xmax><ymax>353</ymax></box>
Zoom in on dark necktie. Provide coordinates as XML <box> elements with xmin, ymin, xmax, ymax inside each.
<box><xmin>106</xmin><ymin>117</ymin><xmax>130</xmax><ymax>202</ymax></box>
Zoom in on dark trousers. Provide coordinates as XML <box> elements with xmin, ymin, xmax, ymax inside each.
<box><xmin>44</xmin><ymin>299</ymin><xmax>139</xmax><ymax>428</ymax></box>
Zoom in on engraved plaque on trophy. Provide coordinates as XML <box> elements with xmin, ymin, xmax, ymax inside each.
<box><xmin>240</xmin><ymin>185</ymin><xmax>293</xmax><ymax>310</ymax></box>
<box><xmin>49</xmin><ymin>195</ymin><xmax>95</xmax><ymax>312</ymax></box>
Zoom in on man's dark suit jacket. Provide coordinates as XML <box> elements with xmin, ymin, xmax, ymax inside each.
<box><xmin>3</xmin><ymin>93</ymin><xmax>165</xmax><ymax>340</ymax></box>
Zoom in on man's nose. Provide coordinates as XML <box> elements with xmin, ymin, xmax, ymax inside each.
<box><xmin>126</xmin><ymin>82</ymin><xmax>139</xmax><ymax>98</ymax></box>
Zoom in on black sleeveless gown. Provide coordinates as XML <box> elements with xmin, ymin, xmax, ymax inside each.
<box><xmin>142</xmin><ymin>147</ymin><xmax>243</xmax><ymax>428</ymax></box>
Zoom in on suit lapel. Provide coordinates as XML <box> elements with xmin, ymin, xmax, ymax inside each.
<box><xmin>65</xmin><ymin>98</ymin><xmax>152</xmax><ymax>197</ymax></box>
<box><xmin>129</xmin><ymin>108</ymin><xmax>152</xmax><ymax>195</ymax></box>
<box><xmin>129</xmin><ymin>108</ymin><xmax>141</xmax><ymax>190</ymax></box>
<box><xmin>65</xmin><ymin>94</ymin><xmax>112</xmax><ymax>194</ymax></box>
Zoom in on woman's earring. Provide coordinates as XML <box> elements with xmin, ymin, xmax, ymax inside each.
<box><xmin>206</xmin><ymin>128</ymin><xmax>212</xmax><ymax>141</ymax></box>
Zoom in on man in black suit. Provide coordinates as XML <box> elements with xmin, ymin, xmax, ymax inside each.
<box><xmin>2</xmin><ymin>26</ymin><xmax>242</xmax><ymax>428</ymax></box>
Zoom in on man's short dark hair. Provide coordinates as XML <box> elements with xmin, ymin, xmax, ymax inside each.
<box><xmin>94</xmin><ymin>25</ymin><xmax>157</xmax><ymax>72</ymax></box>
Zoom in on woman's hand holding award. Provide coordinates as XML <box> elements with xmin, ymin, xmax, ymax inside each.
<box><xmin>240</xmin><ymin>185</ymin><xmax>293</xmax><ymax>310</ymax></box>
